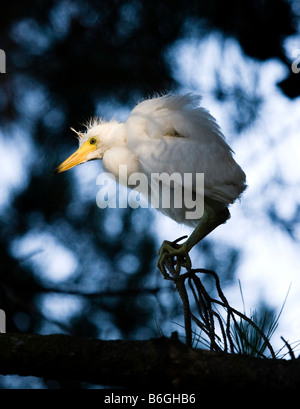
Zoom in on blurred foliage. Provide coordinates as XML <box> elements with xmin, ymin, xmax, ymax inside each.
<box><xmin>0</xmin><ymin>0</ymin><xmax>298</xmax><ymax>388</ymax></box>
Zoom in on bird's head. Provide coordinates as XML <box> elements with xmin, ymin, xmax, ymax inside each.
<box><xmin>54</xmin><ymin>119</ymin><xmax>123</xmax><ymax>174</ymax></box>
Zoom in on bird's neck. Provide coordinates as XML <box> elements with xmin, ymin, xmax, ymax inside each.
<box><xmin>102</xmin><ymin>124</ymin><xmax>141</xmax><ymax>184</ymax></box>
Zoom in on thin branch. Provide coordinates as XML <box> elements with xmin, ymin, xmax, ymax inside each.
<box><xmin>165</xmin><ymin>259</ymin><xmax>192</xmax><ymax>347</ymax></box>
<box><xmin>163</xmin><ymin>265</ymin><xmax>277</xmax><ymax>358</ymax></box>
<box><xmin>281</xmin><ymin>337</ymin><xmax>296</xmax><ymax>360</ymax></box>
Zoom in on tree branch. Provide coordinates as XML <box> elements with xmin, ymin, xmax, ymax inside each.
<box><xmin>0</xmin><ymin>333</ymin><xmax>299</xmax><ymax>389</ymax></box>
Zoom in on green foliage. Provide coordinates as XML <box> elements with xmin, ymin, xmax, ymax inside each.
<box><xmin>229</xmin><ymin>283</ymin><xmax>293</xmax><ymax>358</ymax></box>
<box><xmin>231</xmin><ymin>308</ymin><xmax>280</xmax><ymax>357</ymax></box>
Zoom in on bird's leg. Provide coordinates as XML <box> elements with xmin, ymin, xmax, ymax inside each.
<box><xmin>157</xmin><ymin>199</ymin><xmax>230</xmax><ymax>276</ymax></box>
<box><xmin>158</xmin><ymin>236</ymin><xmax>190</xmax><ymax>279</ymax></box>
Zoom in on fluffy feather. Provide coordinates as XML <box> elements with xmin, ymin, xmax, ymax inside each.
<box><xmin>125</xmin><ymin>94</ymin><xmax>246</xmax><ymax>206</ymax></box>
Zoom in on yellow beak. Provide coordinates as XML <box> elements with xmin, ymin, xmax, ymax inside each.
<box><xmin>54</xmin><ymin>141</ymin><xmax>97</xmax><ymax>174</ymax></box>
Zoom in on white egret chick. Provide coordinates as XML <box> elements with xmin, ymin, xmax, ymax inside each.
<box><xmin>55</xmin><ymin>94</ymin><xmax>246</xmax><ymax>275</ymax></box>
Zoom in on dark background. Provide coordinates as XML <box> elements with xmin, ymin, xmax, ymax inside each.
<box><xmin>0</xmin><ymin>0</ymin><xmax>299</xmax><ymax>388</ymax></box>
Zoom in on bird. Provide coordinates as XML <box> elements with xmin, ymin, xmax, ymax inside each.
<box><xmin>54</xmin><ymin>94</ymin><xmax>247</xmax><ymax>276</ymax></box>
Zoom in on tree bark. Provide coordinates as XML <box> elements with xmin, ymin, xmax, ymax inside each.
<box><xmin>0</xmin><ymin>332</ymin><xmax>299</xmax><ymax>389</ymax></box>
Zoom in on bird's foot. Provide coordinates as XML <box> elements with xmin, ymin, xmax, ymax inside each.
<box><xmin>157</xmin><ymin>236</ymin><xmax>192</xmax><ymax>278</ymax></box>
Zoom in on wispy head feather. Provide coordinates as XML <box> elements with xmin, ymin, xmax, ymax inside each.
<box><xmin>70</xmin><ymin>127</ymin><xmax>84</xmax><ymax>140</ymax></box>
<box><xmin>84</xmin><ymin>117</ymin><xmax>104</xmax><ymax>132</ymax></box>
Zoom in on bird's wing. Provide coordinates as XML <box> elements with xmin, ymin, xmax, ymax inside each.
<box><xmin>127</xmin><ymin>94</ymin><xmax>221</xmax><ymax>138</ymax></box>
<box><xmin>125</xmin><ymin>94</ymin><xmax>246</xmax><ymax>204</ymax></box>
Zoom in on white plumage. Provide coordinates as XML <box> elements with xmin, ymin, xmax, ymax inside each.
<box><xmin>55</xmin><ymin>94</ymin><xmax>247</xmax><ymax>273</ymax></box>
<box><xmin>125</xmin><ymin>94</ymin><xmax>246</xmax><ymax>205</ymax></box>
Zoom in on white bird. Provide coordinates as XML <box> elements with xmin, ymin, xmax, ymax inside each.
<box><xmin>55</xmin><ymin>94</ymin><xmax>246</xmax><ymax>275</ymax></box>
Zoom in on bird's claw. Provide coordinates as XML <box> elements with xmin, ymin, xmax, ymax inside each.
<box><xmin>157</xmin><ymin>236</ymin><xmax>192</xmax><ymax>278</ymax></box>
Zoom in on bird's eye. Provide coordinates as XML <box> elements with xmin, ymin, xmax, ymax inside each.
<box><xmin>90</xmin><ymin>138</ymin><xmax>97</xmax><ymax>145</ymax></box>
